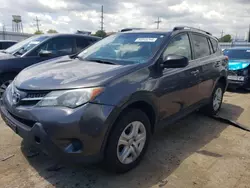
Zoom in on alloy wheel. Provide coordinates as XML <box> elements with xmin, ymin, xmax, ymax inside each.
<box><xmin>213</xmin><ymin>87</ymin><xmax>222</xmax><ymax>111</ymax></box>
<box><xmin>0</xmin><ymin>80</ymin><xmax>12</xmax><ymax>97</ymax></box>
<box><xmin>117</xmin><ymin>121</ymin><xmax>146</xmax><ymax>165</ymax></box>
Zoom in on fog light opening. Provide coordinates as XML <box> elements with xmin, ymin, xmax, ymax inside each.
<box><xmin>64</xmin><ymin>139</ymin><xmax>83</xmax><ymax>153</ymax></box>
<box><xmin>34</xmin><ymin>136</ymin><xmax>41</xmax><ymax>144</ymax></box>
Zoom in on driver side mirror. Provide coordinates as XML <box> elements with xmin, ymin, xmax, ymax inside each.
<box><xmin>161</xmin><ymin>54</ymin><xmax>189</xmax><ymax>69</ymax></box>
<box><xmin>39</xmin><ymin>50</ymin><xmax>53</xmax><ymax>57</ymax></box>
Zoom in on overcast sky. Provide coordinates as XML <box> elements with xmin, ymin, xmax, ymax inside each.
<box><xmin>0</xmin><ymin>0</ymin><xmax>249</xmax><ymax>38</ymax></box>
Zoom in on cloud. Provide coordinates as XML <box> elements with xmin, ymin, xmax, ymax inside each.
<box><xmin>0</xmin><ymin>0</ymin><xmax>249</xmax><ymax>38</ymax></box>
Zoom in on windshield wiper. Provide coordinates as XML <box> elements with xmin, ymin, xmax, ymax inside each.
<box><xmin>87</xmin><ymin>59</ymin><xmax>116</xmax><ymax>65</ymax></box>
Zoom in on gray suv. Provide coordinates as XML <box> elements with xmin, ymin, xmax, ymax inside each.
<box><xmin>0</xmin><ymin>26</ymin><xmax>228</xmax><ymax>173</ymax></box>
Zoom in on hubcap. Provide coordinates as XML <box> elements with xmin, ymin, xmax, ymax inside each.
<box><xmin>213</xmin><ymin>87</ymin><xmax>222</xmax><ymax>111</ymax></box>
<box><xmin>0</xmin><ymin>80</ymin><xmax>12</xmax><ymax>97</ymax></box>
<box><xmin>117</xmin><ymin>121</ymin><xmax>146</xmax><ymax>164</ymax></box>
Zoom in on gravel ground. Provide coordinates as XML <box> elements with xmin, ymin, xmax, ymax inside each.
<box><xmin>0</xmin><ymin>90</ymin><xmax>250</xmax><ymax>188</ymax></box>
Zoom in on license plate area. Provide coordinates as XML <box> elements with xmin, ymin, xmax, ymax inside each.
<box><xmin>228</xmin><ymin>75</ymin><xmax>245</xmax><ymax>81</ymax></box>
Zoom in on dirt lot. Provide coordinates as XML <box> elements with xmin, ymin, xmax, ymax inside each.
<box><xmin>0</xmin><ymin>90</ymin><xmax>250</xmax><ymax>188</ymax></box>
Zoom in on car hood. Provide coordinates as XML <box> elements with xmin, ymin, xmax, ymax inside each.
<box><xmin>0</xmin><ymin>52</ymin><xmax>16</xmax><ymax>60</ymax></box>
<box><xmin>228</xmin><ymin>59</ymin><xmax>250</xmax><ymax>70</ymax></box>
<box><xmin>14</xmin><ymin>56</ymin><xmax>137</xmax><ymax>90</ymax></box>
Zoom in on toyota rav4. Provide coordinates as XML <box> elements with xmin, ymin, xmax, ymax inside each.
<box><xmin>1</xmin><ymin>26</ymin><xmax>228</xmax><ymax>173</ymax></box>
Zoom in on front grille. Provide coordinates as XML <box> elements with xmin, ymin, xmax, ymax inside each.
<box><xmin>8</xmin><ymin>111</ymin><xmax>36</xmax><ymax>127</ymax></box>
<box><xmin>19</xmin><ymin>91</ymin><xmax>49</xmax><ymax>106</ymax></box>
<box><xmin>26</xmin><ymin>93</ymin><xmax>47</xmax><ymax>99</ymax></box>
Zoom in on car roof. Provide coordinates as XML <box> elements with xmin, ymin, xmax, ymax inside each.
<box><xmin>121</xmin><ymin>28</ymin><xmax>218</xmax><ymax>40</ymax></box>
<box><xmin>121</xmin><ymin>29</ymin><xmax>171</xmax><ymax>35</ymax></box>
<box><xmin>38</xmin><ymin>33</ymin><xmax>101</xmax><ymax>40</ymax></box>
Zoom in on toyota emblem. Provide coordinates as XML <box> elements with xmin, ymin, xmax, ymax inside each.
<box><xmin>12</xmin><ymin>90</ymin><xmax>21</xmax><ymax>105</ymax></box>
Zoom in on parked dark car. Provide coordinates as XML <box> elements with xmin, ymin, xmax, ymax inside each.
<box><xmin>0</xmin><ymin>34</ymin><xmax>100</xmax><ymax>96</ymax></box>
<box><xmin>223</xmin><ymin>47</ymin><xmax>250</xmax><ymax>89</ymax></box>
<box><xmin>0</xmin><ymin>40</ymin><xmax>17</xmax><ymax>50</ymax></box>
<box><xmin>0</xmin><ymin>27</ymin><xmax>228</xmax><ymax>173</ymax></box>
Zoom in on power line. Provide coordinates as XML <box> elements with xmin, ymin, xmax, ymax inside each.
<box><xmin>101</xmin><ymin>5</ymin><xmax>104</xmax><ymax>31</ymax></box>
<box><xmin>34</xmin><ymin>16</ymin><xmax>41</xmax><ymax>32</ymax></box>
<box><xmin>154</xmin><ymin>17</ymin><xmax>162</xmax><ymax>29</ymax></box>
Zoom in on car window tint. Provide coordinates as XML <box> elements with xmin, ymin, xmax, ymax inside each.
<box><xmin>38</xmin><ymin>37</ymin><xmax>74</xmax><ymax>56</ymax></box>
<box><xmin>211</xmin><ymin>38</ymin><xmax>218</xmax><ymax>53</ymax></box>
<box><xmin>192</xmin><ymin>34</ymin><xmax>210</xmax><ymax>59</ymax></box>
<box><xmin>2</xmin><ymin>42</ymin><xmax>10</xmax><ymax>49</ymax></box>
<box><xmin>76</xmin><ymin>38</ymin><xmax>90</xmax><ymax>53</ymax></box>
<box><xmin>163</xmin><ymin>33</ymin><xmax>192</xmax><ymax>60</ymax></box>
<box><xmin>0</xmin><ymin>43</ymin><xmax>3</xmax><ymax>49</ymax></box>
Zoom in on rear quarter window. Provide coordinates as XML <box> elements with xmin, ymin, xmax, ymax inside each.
<box><xmin>211</xmin><ymin>38</ymin><xmax>218</xmax><ymax>53</ymax></box>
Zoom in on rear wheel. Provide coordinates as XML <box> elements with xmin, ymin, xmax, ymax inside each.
<box><xmin>201</xmin><ymin>82</ymin><xmax>224</xmax><ymax>116</ymax></box>
<box><xmin>0</xmin><ymin>75</ymin><xmax>15</xmax><ymax>97</ymax></box>
<box><xmin>103</xmin><ymin>109</ymin><xmax>151</xmax><ymax>173</ymax></box>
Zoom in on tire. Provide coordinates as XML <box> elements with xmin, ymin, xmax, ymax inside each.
<box><xmin>201</xmin><ymin>82</ymin><xmax>225</xmax><ymax>116</ymax></box>
<box><xmin>0</xmin><ymin>74</ymin><xmax>16</xmax><ymax>97</ymax></box>
<box><xmin>103</xmin><ymin>109</ymin><xmax>151</xmax><ymax>173</ymax></box>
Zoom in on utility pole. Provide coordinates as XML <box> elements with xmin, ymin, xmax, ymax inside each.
<box><xmin>34</xmin><ymin>16</ymin><xmax>41</xmax><ymax>32</ymax></box>
<box><xmin>101</xmin><ymin>5</ymin><xmax>104</xmax><ymax>31</ymax></box>
<box><xmin>154</xmin><ymin>17</ymin><xmax>162</xmax><ymax>29</ymax></box>
<box><xmin>220</xmin><ymin>30</ymin><xmax>224</xmax><ymax>38</ymax></box>
<box><xmin>235</xmin><ymin>32</ymin><xmax>238</xmax><ymax>42</ymax></box>
<box><xmin>2</xmin><ymin>24</ymin><xmax>6</xmax><ymax>40</ymax></box>
<box><xmin>248</xmin><ymin>24</ymin><xmax>250</xmax><ymax>42</ymax></box>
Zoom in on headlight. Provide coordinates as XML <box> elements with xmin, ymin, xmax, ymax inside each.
<box><xmin>37</xmin><ymin>87</ymin><xmax>104</xmax><ymax>108</ymax></box>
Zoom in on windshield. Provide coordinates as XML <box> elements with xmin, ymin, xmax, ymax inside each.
<box><xmin>223</xmin><ymin>49</ymin><xmax>250</xmax><ymax>59</ymax></box>
<box><xmin>5</xmin><ymin>35</ymin><xmax>49</xmax><ymax>55</ymax></box>
<box><xmin>78</xmin><ymin>33</ymin><xmax>167</xmax><ymax>64</ymax></box>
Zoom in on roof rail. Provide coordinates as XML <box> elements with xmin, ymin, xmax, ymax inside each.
<box><xmin>120</xmin><ymin>28</ymin><xmax>144</xmax><ymax>32</ymax></box>
<box><xmin>173</xmin><ymin>26</ymin><xmax>212</xmax><ymax>36</ymax></box>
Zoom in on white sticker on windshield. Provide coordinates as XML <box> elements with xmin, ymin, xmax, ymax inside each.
<box><xmin>135</xmin><ymin>38</ymin><xmax>157</xmax><ymax>42</ymax></box>
<box><xmin>29</xmin><ymin>41</ymin><xmax>40</xmax><ymax>45</ymax></box>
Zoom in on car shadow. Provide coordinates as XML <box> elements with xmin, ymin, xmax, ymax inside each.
<box><xmin>20</xmin><ymin>102</ymin><xmax>244</xmax><ymax>188</ymax></box>
<box><xmin>227</xmin><ymin>87</ymin><xmax>249</xmax><ymax>94</ymax></box>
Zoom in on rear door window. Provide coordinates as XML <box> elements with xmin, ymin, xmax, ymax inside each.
<box><xmin>76</xmin><ymin>38</ymin><xmax>91</xmax><ymax>53</ymax></box>
<box><xmin>192</xmin><ymin>34</ymin><xmax>210</xmax><ymax>59</ymax></box>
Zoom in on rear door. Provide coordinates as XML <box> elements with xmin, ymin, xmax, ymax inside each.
<box><xmin>190</xmin><ymin>33</ymin><xmax>221</xmax><ymax>102</ymax></box>
<box><xmin>158</xmin><ymin>32</ymin><xmax>201</xmax><ymax>119</ymax></box>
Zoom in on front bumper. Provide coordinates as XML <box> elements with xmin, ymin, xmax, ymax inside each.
<box><xmin>0</xmin><ymin>95</ymin><xmax>115</xmax><ymax>164</ymax></box>
<box><xmin>227</xmin><ymin>70</ymin><xmax>250</xmax><ymax>89</ymax></box>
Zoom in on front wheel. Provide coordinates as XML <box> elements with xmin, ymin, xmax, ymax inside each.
<box><xmin>201</xmin><ymin>83</ymin><xmax>224</xmax><ymax>116</ymax></box>
<box><xmin>103</xmin><ymin>109</ymin><xmax>151</xmax><ymax>173</ymax></box>
<box><xmin>0</xmin><ymin>75</ymin><xmax>15</xmax><ymax>97</ymax></box>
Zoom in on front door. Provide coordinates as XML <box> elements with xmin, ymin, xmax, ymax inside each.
<box><xmin>156</xmin><ymin>33</ymin><xmax>201</xmax><ymax>121</ymax></box>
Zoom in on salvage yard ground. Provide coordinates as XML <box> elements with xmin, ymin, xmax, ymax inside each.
<box><xmin>0</xmin><ymin>90</ymin><xmax>250</xmax><ymax>188</ymax></box>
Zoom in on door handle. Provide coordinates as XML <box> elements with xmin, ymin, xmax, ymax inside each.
<box><xmin>191</xmin><ymin>70</ymin><xmax>199</xmax><ymax>75</ymax></box>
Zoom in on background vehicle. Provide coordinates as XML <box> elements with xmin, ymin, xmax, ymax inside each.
<box><xmin>223</xmin><ymin>47</ymin><xmax>250</xmax><ymax>89</ymax></box>
<box><xmin>0</xmin><ymin>34</ymin><xmax>100</xmax><ymax>96</ymax></box>
<box><xmin>0</xmin><ymin>40</ymin><xmax>17</xmax><ymax>50</ymax></box>
<box><xmin>0</xmin><ymin>27</ymin><xmax>228</xmax><ymax>173</ymax></box>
